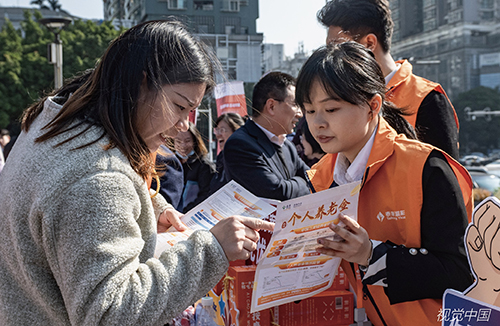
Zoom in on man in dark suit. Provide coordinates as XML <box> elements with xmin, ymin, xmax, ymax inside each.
<box><xmin>224</xmin><ymin>72</ymin><xmax>310</xmax><ymax>201</ymax></box>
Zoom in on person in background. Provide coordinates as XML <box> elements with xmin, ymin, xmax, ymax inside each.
<box><xmin>1</xmin><ymin>135</ymin><xmax>16</xmax><ymax>161</ymax></box>
<box><xmin>0</xmin><ymin>129</ymin><xmax>8</xmax><ymax>173</ymax></box>
<box><xmin>296</xmin><ymin>42</ymin><xmax>472</xmax><ymax>326</ymax></box>
<box><xmin>0</xmin><ymin>129</ymin><xmax>10</xmax><ymax>153</ymax></box>
<box><xmin>0</xmin><ymin>20</ymin><xmax>273</xmax><ymax>326</ymax></box>
<box><xmin>209</xmin><ymin>112</ymin><xmax>246</xmax><ymax>194</ymax></box>
<box><xmin>318</xmin><ymin>0</ymin><xmax>460</xmax><ymax>159</ymax></box>
<box><xmin>295</xmin><ymin>118</ymin><xmax>325</xmax><ymax>167</ymax></box>
<box><xmin>291</xmin><ymin>117</ymin><xmax>325</xmax><ymax>167</ymax></box>
<box><xmin>175</xmin><ymin>122</ymin><xmax>215</xmax><ymax>213</ymax></box>
<box><xmin>0</xmin><ymin>144</ymin><xmax>4</xmax><ymax>173</ymax></box>
<box><xmin>0</xmin><ymin>129</ymin><xmax>11</xmax><ymax>169</ymax></box>
<box><xmin>152</xmin><ymin>144</ymin><xmax>184</xmax><ymax>215</ymax></box>
<box><xmin>224</xmin><ymin>72</ymin><xmax>310</xmax><ymax>201</ymax></box>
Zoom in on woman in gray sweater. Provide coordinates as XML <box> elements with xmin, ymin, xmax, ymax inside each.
<box><xmin>0</xmin><ymin>20</ymin><xmax>273</xmax><ymax>325</ymax></box>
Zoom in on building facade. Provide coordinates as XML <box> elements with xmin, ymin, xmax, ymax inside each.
<box><xmin>262</xmin><ymin>43</ymin><xmax>284</xmax><ymax>74</ymax></box>
<box><xmin>390</xmin><ymin>0</ymin><xmax>500</xmax><ymax>100</ymax></box>
<box><xmin>103</xmin><ymin>0</ymin><xmax>263</xmax><ymax>82</ymax></box>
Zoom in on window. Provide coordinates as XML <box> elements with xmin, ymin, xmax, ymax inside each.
<box><xmin>481</xmin><ymin>11</ymin><xmax>494</xmax><ymax>20</ymax></box>
<box><xmin>423</xmin><ymin>0</ymin><xmax>436</xmax><ymax>7</ymax></box>
<box><xmin>198</xmin><ymin>24</ymin><xmax>209</xmax><ymax>33</ymax></box>
<box><xmin>424</xmin><ymin>20</ymin><xmax>436</xmax><ymax>31</ymax></box>
<box><xmin>230</xmin><ymin>0</ymin><xmax>239</xmax><ymax>11</ymax></box>
<box><xmin>424</xmin><ymin>8</ymin><xmax>436</xmax><ymax>20</ymax></box>
<box><xmin>225</xmin><ymin>25</ymin><xmax>235</xmax><ymax>35</ymax></box>
<box><xmin>228</xmin><ymin>68</ymin><xmax>237</xmax><ymax>80</ymax></box>
<box><xmin>194</xmin><ymin>1</ymin><xmax>214</xmax><ymax>10</ymax></box>
<box><xmin>240</xmin><ymin>26</ymin><xmax>248</xmax><ymax>34</ymax></box>
<box><xmin>480</xmin><ymin>0</ymin><xmax>494</xmax><ymax>9</ymax></box>
<box><xmin>167</xmin><ymin>0</ymin><xmax>186</xmax><ymax>10</ymax></box>
<box><xmin>222</xmin><ymin>0</ymin><xmax>240</xmax><ymax>12</ymax></box>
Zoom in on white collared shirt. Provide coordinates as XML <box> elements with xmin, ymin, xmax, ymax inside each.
<box><xmin>254</xmin><ymin>121</ymin><xmax>286</xmax><ymax>147</ymax></box>
<box><xmin>333</xmin><ymin>125</ymin><xmax>378</xmax><ymax>186</ymax></box>
<box><xmin>384</xmin><ymin>62</ymin><xmax>402</xmax><ymax>85</ymax></box>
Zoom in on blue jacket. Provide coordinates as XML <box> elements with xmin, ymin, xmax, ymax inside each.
<box><xmin>152</xmin><ymin>146</ymin><xmax>184</xmax><ymax>209</ymax></box>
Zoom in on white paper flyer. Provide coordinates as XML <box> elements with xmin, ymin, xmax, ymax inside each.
<box><xmin>154</xmin><ymin>180</ymin><xmax>277</xmax><ymax>258</ymax></box>
<box><xmin>250</xmin><ymin>181</ymin><xmax>361</xmax><ymax>312</ymax></box>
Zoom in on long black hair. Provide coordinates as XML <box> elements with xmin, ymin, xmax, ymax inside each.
<box><xmin>295</xmin><ymin>42</ymin><xmax>416</xmax><ymax>140</ymax></box>
<box><xmin>22</xmin><ymin>19</ymin><xmax>217</xmax><ymax>179</ymax></box>
<box><xmin>300</xmin><ymin>119</ymin><xmax>325</xmax><ymax>155</ymax></box>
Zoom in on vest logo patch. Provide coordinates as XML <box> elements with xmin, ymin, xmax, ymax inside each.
<box><xmin>377</xmin><ymin>212</ymin><xmax>385</xmax><ymax>222</ymax></box>
<box><xmin>382</xmin><ymin>210</ymin><xmax>406</xmax><ymax>221</ymax></box>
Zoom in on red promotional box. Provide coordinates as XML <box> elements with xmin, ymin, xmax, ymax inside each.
<box><xmin>273</xmin><ymin>290</ymin><xmax>354</xmax><ymax>326</ymax></box>
<box><xmin>245</xmin><ymin>206</ymin><xmax>277</xmax><ymax>266</ymax></box>
<box><xmin>227</xmin><ymin>265</ymin><xmax>271</xmax><ymax>326</ymax></box>
<box><xmin>326</xmin><ymin>266</ymin><xmax>349</xmax><ymax>291</ymax></box>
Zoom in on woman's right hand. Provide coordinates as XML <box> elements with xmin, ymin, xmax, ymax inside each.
<box><xmin>210</xmin><ymin>216</ymin><xmax>274</xmax><ymax>261</ymax></box>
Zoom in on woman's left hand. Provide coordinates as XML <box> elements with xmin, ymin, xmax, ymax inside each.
<box><xmin>157</xmin><ymin>207</ymin><xmax>187</xmax><ymax>233</ymax></box>
<box><xmin>316</xmin><ymin>213</ymin><xmax>372</xmax><ymax>266</ymax></box>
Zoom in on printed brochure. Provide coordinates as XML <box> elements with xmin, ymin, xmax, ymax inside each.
<box><xmin>154</xmin><ymin>180</ymin><xmax>277</xmax><ymax>258</ymax></box>
<box><xmin>250</xmin><ymin>181</ymin><xmax>361</xmax><ymax>312</ymax></box>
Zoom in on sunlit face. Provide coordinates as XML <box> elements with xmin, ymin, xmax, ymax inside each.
<box><xmin>136</xmin><ymin>82</ymin><xmax>205</xmax><ymax>153</ymax></box>
<box><xmin>214</xmin><ymin>120</ymin><xmax>233</xmax><ymax>150</ymax></box>
<box><xmin>303</xmin><ymin>79</ymin><xmax>378</xmax><ymax>163</ymax></box>
<box><xmin>274</xmin><ymin>85</ymin><xmax>303</xmax><ymax>135</ymax></box>
<box><xmin>326</xmin><ymin>26</ymin><xmax>356</xmax><ymax>45</ymax></box>
<box><xmin>0</xmin><ymin>135</ymin><xmax>10</xmax><ymax>148</ymax></box>
<box><xmin>174</xmin><ymin>130</ymin><xmax>194</xmax><ymax>157</ymax></box>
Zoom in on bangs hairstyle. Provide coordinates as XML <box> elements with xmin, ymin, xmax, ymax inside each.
<box><xmin>214</xmin><ymin>112</ymin><xmax>246</xmax><ymax>132</ymax></box>
<box><xmin>296</xmin><ymin>42</ymin><xmax>386</xmax><ymax>110</ymax></box>
<box><xmin>296</xmin><ymin>42</ymin><xmax>416</xmax><ymax>140</ymax></box>
<box><xmin>25</xmin><ymin>19</ymin><xmax>217</xmax><ymax>180</ymax></box>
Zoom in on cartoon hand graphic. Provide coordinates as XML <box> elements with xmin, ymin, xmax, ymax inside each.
<box><xmin>465</xmin><ymin>197</ymin><xmax>500</xmax><ymax>307</ymax></box>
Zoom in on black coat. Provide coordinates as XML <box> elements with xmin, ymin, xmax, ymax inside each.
<box><xmin>209</xmin><ymin>150</ymin><xmax>228</xmax><ymax>196</ymax></box>
<box><xmin>223</xmin><ymin>119</ymin><xmax>310</xmax><ymax>201</ymax></box>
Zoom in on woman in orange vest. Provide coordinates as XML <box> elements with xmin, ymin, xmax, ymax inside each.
<box><xmin>295</xmin><ymin>42</ymin><xmax>473</xmax><ymax>326</ymax></box>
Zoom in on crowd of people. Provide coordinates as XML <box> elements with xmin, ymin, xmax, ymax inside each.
<box><xmin>0</xmin><ymin>1</ymin><xmax>475</xmax><ymax>325</ymax></box>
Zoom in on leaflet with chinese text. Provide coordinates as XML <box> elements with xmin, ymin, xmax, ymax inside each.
<box><xmin>250</xmin><ymin>181</ymin><xmax>361</xmax><ymax>312</ymax></box>
<box><xmin>154</xmin><ymin>180</ymin><xmax>277</xmax><ymax>258</ymax></box>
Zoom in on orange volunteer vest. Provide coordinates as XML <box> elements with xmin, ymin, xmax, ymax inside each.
<box><xmin>307</xmin><ymin>118</ymin><xmax>472</xmax><ymax>326</ymax></box>
<box><xmin>386</xmin><ymin>60</ymin><xmax>459</xmax><ymax>129</ymax></box>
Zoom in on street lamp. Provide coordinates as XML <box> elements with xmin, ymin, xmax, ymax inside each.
<box><xmin>39</xmin><ymin>16</ymin><xmax>72</xmax><ymax>89</ymax></box>
<box><xmin>464</xmin><ymin>107</ymin><xmax>500</xmax><ymax>122</ymax></box>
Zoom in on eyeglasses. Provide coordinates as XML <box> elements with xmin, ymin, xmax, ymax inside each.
<box><xmin>273</xmin><ymin>98</ymin><xmax>301</xmax><ymax>111</ymax></box>
<box><xmin>214</xmin><ymin>127</ymin><xmax>228</xmax><ymax>135</ymax></box>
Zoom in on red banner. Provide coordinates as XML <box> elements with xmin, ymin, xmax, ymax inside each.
<box><xmin>214</xmin><ymin>81</ymin><xmax>247</xmax><ymax>117</ymax></box>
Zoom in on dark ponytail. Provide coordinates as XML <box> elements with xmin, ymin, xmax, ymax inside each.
<box><xmin>381</xmin><ymin>102</ymin><xmax>417</xmax><ymax>140</ymax></box>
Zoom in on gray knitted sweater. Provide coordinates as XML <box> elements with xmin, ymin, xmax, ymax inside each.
<box><xmin>0</xmin><ymin>98</ymin><xmax>229</xmax><ymax>325</ymax></box>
